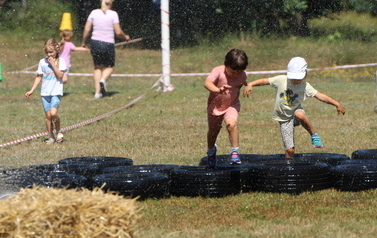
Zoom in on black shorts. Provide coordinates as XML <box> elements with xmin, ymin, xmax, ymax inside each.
<box><xmin>90</xmin><ymin>39</ymin><xmax>115</xmax><ymax>67</ymax></box>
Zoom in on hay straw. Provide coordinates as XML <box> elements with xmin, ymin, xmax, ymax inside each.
<box><xmin>0</xmin><ymin>186</ymin><xmax>138</xmax><ymax>237</ymax></box>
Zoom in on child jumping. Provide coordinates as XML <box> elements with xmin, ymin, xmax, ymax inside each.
<box><xmin>243</xmin><ymin>57</ymin><xmax>345</xmax><ymax>157</ymax></box>
<box><xmin>25</xmin><ymin>38</ymin><xmax>67</xmax><ymax>144</ymax></box>
<box><xmin>59</xmin><ymin>30</ymin><xmax>89</xmax><ymax>82</ymax></box>
<box><xmin>204</xmin><ymin>48</ymin><xmax>249</xmax><ymax>168</ymax></box>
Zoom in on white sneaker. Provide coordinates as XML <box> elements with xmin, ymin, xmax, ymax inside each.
<box><xmin>94</xmin><ymin>93</ymin><xmax>103</xmax><ymax>99</ymax></box>
<box><xmin>99</xmin><ymin>79</ymin><xmax>107</xmax><ymax>95</ymax></box>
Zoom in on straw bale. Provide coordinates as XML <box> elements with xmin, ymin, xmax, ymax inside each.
<box><xmin>0</xmin><ymin>186</ymin><xmax>138</xmax><ymax>238</ymax></box>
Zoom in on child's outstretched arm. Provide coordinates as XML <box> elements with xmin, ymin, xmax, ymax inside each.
<box><xmin>25</xmin><ymin>75</ymin><xmax>42</xmax><ymax>98</ymax></box>
<box><xmin>243</xmin><ymin>78</ymin><xmax>270</xmax><ymax>97</ymax></box>
<box><xmin>72</xmin><ymin>46</ymin><xmax>90</xmax><ymax>52</ymax></box>
<box><xmin>314</xmin><ymin>92</ymin><xmax>346</xmax><ymax>115</ymax></box>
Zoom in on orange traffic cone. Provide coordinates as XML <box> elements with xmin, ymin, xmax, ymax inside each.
<box><xmin>59</xmin><ymin>12</ymin><xmax>73</xmax><ymax>31</ymax></box>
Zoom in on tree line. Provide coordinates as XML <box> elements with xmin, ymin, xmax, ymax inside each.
<box><xmin>1</xmin><ymin>0</ymin><xmax>377</xmax><ymax>47</ymax></box>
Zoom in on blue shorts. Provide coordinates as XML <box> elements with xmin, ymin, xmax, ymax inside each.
<box><xmin>41</xmin><ymin>95</ymin><xmax>61</xmax><ymax>112</ymax></box>
<box><xmin>90</xmin><ymin>39</ymin><xmax>115</xmax><ymax>67</ymax></box>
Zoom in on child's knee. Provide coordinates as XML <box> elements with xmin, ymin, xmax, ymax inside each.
<box><xmin>294</xmin><ymin>109</ymin><xmax>305</xmax><ymax>117</ymax></box>
<box><xmin>225</xmin><ymin>119</ymin><xmax>237</xmax><ymax>130</ymax></box>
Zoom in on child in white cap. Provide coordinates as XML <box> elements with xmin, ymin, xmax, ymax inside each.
<box><xmin>243</xmin><ymin>57</ymin><xmax>346</xmax><ymax>157</ymax></box>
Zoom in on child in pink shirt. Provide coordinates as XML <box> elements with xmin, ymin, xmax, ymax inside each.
<box><xmin>204</xmin><ymin>48</ymin><xmax>249</xmax><ymax>168</ymax></box>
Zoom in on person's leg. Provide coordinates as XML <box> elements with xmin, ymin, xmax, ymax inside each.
<box><xmin>207</xmin><ymin>114</ymin><xmax>223</xmax><ymax>150</ymax></box>
<box><xmin>44</xmin><ymin>111</ymin><xmax>54</xmax><ymax>140</ymax></box>
<box><xmin>279</xmin><ymin>120</ymin><xmax>295</xmax><ymax>158</ymax></box>
<box><xmin>207</xmin><ymin>114</ymin><xmax>223</xmax><ymax>168</ymax></box>
<box><xmin>93</xmin><ymin>66</ymin><xmax>103</xmax><ymax>96</ymax></box>
<box><xmin>100</xmin><ymin>67</ymin><xmax>114</xmax><ymax>82</ymax></box>
<box><xmin>224</xmin><ymin>117</ymin><xmax>238</xmax><ymax>148</ymax></box>
<box><xmin>294</xmin><ymin>109</ymin><xmax>315</xmax><ymax>134</ymax></box>
<box><xmin>50</xmin><ymin>108</ymin><xmax>60</xmax><ymax>133</ymax></box>
<box><xmin>294</xmin><ymin>109</ymin><xmax>323</xmax><ymax>148</ymax></box>
<box><xmin>224</xmin><ymin>107</ymin><xmax>241</xmax><ymax>164</ymax></box>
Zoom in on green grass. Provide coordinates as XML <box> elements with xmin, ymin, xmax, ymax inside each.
<box><xmin>1</xmin><ymin>13</ymin><xmax>377</xmax><ymax>237</ymax></box>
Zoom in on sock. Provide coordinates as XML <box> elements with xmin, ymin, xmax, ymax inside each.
<box><xmin>231</xmin><ymin>147</ymin><xmax>239</xmax><ymax>153</ymax></box>
<box><xmin>311</xmin><ymin>133</ymin><xmax>318</xmax><ymax>137</ymax></box>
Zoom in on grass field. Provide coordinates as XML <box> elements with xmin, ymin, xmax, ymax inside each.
<box><xmin>1</xmin><ymin>19</ymin><xmax>377</xmax><ymax>237</ymax></box>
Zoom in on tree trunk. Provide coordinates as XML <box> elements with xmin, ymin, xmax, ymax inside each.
<box><xmin>288</xmin><ymin>12</ymin><xmax>310</xmax><ymax>37</ymax></box>
<box><xmin>22</xmin><ymin>0</ymin><xmax>27</xmax><ymax>10</ymax></box>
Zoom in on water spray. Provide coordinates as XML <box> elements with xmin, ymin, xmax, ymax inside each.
<box><xmin>375</xmin><ymin>70</ymin><xmax>377</xmax><ymax>113</ymax></box>
<box><xmin>0</xmin><ymin>62</ymin><xmax>3</xmax><ymax>82</ymax></box>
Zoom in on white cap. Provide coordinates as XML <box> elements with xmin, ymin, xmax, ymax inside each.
<box><xmin>287</xmin><ymin>57</ymin><xmax>307</xmax><ymax>80</ymax></box>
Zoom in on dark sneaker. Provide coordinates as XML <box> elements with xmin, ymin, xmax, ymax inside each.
<box><xmin>230</xmin><ymin>151</ymin><xmax>241</xmax><ymax>165</ymax></box>
<box><xmin>311</xmin><ymin>134</ymin><xmax>323</xmax><ymax>148</ymax></box>
<box><xmin>207</xmin><ymin>146</ymin><xmax>217</xmax><ymax>168</ymax></box>
<box><xmin>100</xmin><ymin>80</ymin><xmax>107</xmax><ymax>96</ymax></box>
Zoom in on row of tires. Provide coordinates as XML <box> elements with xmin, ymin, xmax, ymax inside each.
<box><xmin>1</xmin><ymin>149</ymin><xmax>377</xmax><ymax>199</ymax></box>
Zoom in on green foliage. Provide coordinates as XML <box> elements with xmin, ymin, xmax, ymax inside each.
<box><xmin>309</xmin><ymin>11</ymin><xmax>377</xmax><ymax>42</ymax></box>
<box><xmin>348</xmin><ymin>0</ymin><xmax>377</xmax><ymax>16</ymax></box>
<box><xmin>283</xmin><ymin>0</ymin><xmax>308</xmax><ymax>15</ymax></box>
<box><xmin>0</xmin><ymin>0</ymin><xmax>74</xmax><ymax>40</ymax></box>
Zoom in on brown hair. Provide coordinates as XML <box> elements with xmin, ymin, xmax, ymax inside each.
<box><xmin>224</xmin><ymin>48</ymin><xmax>248</xmax><ymax>71</ymax></box>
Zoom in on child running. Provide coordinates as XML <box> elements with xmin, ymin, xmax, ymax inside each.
<box><xmin>59</xmin><ymin>30</ymin><xmax>89</xmax><ymax>82</ymax></box>
<box><xmin>25</xmin><ymin>38</ymin><xmax>67</xmax><ymax>144</ymax></box>
<box><xmin>204</xmin><ymin>48</ymin><xmax>249</xmax><ymax>168</ymax></box>
<box><xmin>243</xmin><ymin>57</ymin><xmax>346</xmax><ymax>157</ymax></box>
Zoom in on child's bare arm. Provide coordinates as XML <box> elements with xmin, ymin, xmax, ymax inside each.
<box><xmin>72</xmin><ymin>46</ymin><xmax>90</xmax><ymax>52</ymax></box>
<box><xmin>243</xmin><ymin>78</ymin><xmax>270</xmax><ymax>97</ymax></box>
<box><xmin>47</xmin><ymin>57</ymin><xmax>65</xmax><ymax>80</ymax></box>
<box><xmin>204</xmin><ymin>79</ymin><xmax>232</xmax><ymax>94</ymax></box>
<box><xmin>314</xmin><ymin>92</ymin><xmax>346</xmax><ymax>115</ymax></box>
<box><xmin>25</xmin><ymin>75</ymin><xmax>42</xmax><ymax>98</ymax></box>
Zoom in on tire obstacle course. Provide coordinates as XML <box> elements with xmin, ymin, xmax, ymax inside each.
<box><xmin>1</xmin><ymin>150</ymin><xmax>377</xmax><ymax>199</ymax></box>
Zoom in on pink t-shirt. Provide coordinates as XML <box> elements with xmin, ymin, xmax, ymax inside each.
<box><xmin>206</xmin><ymin>65</ymin><xmax>247</xmax><ymax>116</ymax></box>
<box><xmin>59</xmin><ymin>41</ymin><xmax>75</xmax><ymax>68</ymax></box>
<box><xmin>87</xmin><ymin>9</ymin><xmax>120</xmax><ymax>43</ymax></box>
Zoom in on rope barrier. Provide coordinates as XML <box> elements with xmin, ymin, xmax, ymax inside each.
<box><xmin>0</xmin><ymin>77</ymin><xmax>163</xmax><ymax>148</ymax></box>
<box><xmin>5</xmin><ymin>62</ymin><xmax>377</xmax><ymax>77</ymax></box>
<box><xmin>1</xmin><ymin>54</ymin><xmax>377</xmax><ymax>147</ymax></box>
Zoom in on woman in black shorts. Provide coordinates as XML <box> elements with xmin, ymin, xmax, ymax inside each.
<box><xmin>82</xmin><ymin>0</ymin><xmax>130</xmax><ymax>98</ymax></box>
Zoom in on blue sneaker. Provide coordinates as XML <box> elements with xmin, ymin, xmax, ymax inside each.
<box><xmin>207</xmin><ymin>146</ymin><xmax>217</xmax><ymax>168</ymax></box>
<box><xmin>311</xmin><ymin>134</ymin><xmax>323</xmax><ymax>148</ymax></box>
<box><xmin>230</xmin><ymin>151</ymin><xmax>241</xmax><ymax>165</ymax></box>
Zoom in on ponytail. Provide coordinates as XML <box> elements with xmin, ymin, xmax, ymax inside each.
<box><xmin>101</xmin><ymin>0</ymin><xmax>114</xmax><ymax>12</ymax></box>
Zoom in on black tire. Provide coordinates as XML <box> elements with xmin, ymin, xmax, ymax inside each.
<box><xmin>248</xmin><ymin>160</ymin><xmax>331</xmax><ymax>194</ymax></box>
<box><xmin>34</xmin><ymin>173</ymin><xmax>89</xmax><ymax>189</ymax></box>
<box><xmin>22</xmin><ymin>164</ymin><xmax>90</xmax><ymax>189</ymax></box>
<box><xmin>0</xmin><ymin>167</ymin><xmax>37</xmax><ymax>189</ymax></box>
<box><xmin>351</xmin><ymin>149</ymin><xmax>377</xmax><ymax>160</ymax></box>
<box><xmin>340</xmin><ymin>159</ymin><xmax>377</xmax><ymax>165</ymax></box>
<box><xmin>92</xmin><ymin>171</ymin><xmax>170</xmax><ymax>200</ymax></box>
<box><xmin>170</xmin><ymin>166</ymin><xmax>247</xmax><ymax>197</ymax></box>
<box><xmin>199</xmin><ymin>154</ymin><xmax>265</xmax><ymax>166</ymax></box>
<box><xmin>58</xmin><ymin>156</ymin><xmax>133</xmax><ymax>171</ymax></box>
<box><xmin>262</xmin><ymin>153</ymin><xmax>350</xmax><ymax>167</ymax></box>
<box><xmin>330</xmin><ymin>163</ymin><xmax>377</xmax><ymax>191</ymax></box>
<box><xmin>100</xmin><ymin>164</ymin><xmax>180</xmax><ymax>177</ymax></box>
<box><xmin>26</xmin><ymin>163</ymin><xmax>99</xmax><ymax>179</ymax></box>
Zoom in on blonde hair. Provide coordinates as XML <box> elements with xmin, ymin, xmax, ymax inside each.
<box><xmin>59</xmin><ymin>30</ymin><xmax>74</xmax><ymax>53</ymax></box>
<box><xmin>44</xmin><ymin>38</ymin><xmax>60</xmax><ymax>65</ymax></box>
<box><xmin>101</xmin><ymin>0</ymin><xmax>114</xmax><ymax>11</ymax></box>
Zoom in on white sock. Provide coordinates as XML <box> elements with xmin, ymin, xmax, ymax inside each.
<box><xmin>231</xmin><ymin>147</ymin><xmax>239</xmax><ymax>153</ymax></box>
